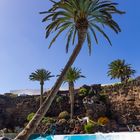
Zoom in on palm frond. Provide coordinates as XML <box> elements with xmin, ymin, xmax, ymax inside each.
<box><xmin>48</xmin><ymin>24</ymin><xmax>70</xmax><ymax>48</ymax></box>
<box><xmin>87</xmin><ymin>31</ymin><xmax>92</xmax><ymax>55</ymax></box>
<box><xmin>90</xmin><ymin>23</ymin><xmax>112</xmax><ymax>46</ymax></box>
<box><xmin>41</xmin><ymin>0</ymin><xmax>124</xmax><ymax>52</ymax></box>
<box><xmin>66</xmin><ymin>27</ymin><xmax>74</xmax><ymax>53</ymax></box>
<box><xmin>29</xmin><ymin>69</ymin><xmax>54</xmax><ymax>83</ymax></box>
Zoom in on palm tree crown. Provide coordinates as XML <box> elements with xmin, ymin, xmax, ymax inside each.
<box><xmin>107</xmin><ymin>59</ymin><xmax>136</xmax><ymax>82</ymax></box>
<box><xmin>64</xmin><ymin>67</ymin><xmax>85</xmax><ymax>83</ymax></box>
<box><xmin>29</xmin><ymin>69</ymin><xmax>54</xmax><ymax>84</ymax></box>
<box><xmin>29</xmin><ymin>69</ymin><xmax>54</xmax><ymax>106</ymax></box>
<box><xmin>41</xmin><ymin>0</ymin><xmax>124</xmax><ymax>54</ymax></box>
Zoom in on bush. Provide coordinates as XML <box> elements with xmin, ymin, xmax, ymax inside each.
<box><xmin>79</xmin><ymin>87</ymin><xmax>88</xmax><ymax>97</ymax></box>
<box><xmin>97</xmin><ymin>117</ymin><xmax>109</xmax><ymax>126</ymax></box>
<box><xmin>27</xmin><ymin>113</ymin><xmax>56</xmax><ymax>124</ymax></box>
<box><xmin>56</xmin><ymin>96</ymin><xmax>63</xmax><ymax>103</ymax></box>
<box><xmin>58</xmin><ymin>119</ymin><xmax>67</xmax><ymax>124</ymax></box>
<box><xmin>27</xmin><ymin>112</ymin><xmax>35</xmax><ymax>121</ymax></box>
<box><xmin>58</xmin><ymin>111</ymin><xmax>70</xmax><ymax>120</ymax></box>
<box><xmin>84</xmin><ymin>123</ymin><xmax>95</xmax><ymax>133</ymax></box>
<box><xmin>42</xmin><ymin>117</ymin><xmax>56</xmax><ymax>124</ymax></box>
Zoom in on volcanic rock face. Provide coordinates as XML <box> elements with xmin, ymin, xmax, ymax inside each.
<box><xmin>101</xmin><ymin>79</ymin><xmax>140</xmax><ymax>125</ymax></box>
<box><xmin>83</xmin><ymin>95</ymin><xmax>106</xmax><ymax>119</ymax></box>
<box><xmin>0</xmin><ymin>94</ymin><xmax>70</xmax><ymax>130</ymax></box>
<box><xmin>0</xmin><ymin>79</ymin><xmax>140</xmax><ymax>130</ymax></box>
<box><xmin>106</xmin><ymin>85</ymin><xmax>140</xmax><ymax>125</ymax></box>
<box><xmin>0</xmin><ymin>95</ymin><xmax>40</xmax><ymax>130</ymax></box>
<box><xmin>0</xmin><ymin>96</ymin><xmax>14</xmax><ymax>129</ymax></box>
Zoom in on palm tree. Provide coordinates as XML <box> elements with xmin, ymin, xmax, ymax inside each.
<box><xmin>14</xmin><ymin>0</ymin><xmax>124</xmax><ymax>139</ymax></box>
<box><xmin>29</xmin><ymin>69</ymin><xmax>54</xmax><ymax>107</ymax></box>
<box><xmin>107</xmin><ymin>59</ymin><xmax>136</xmax><ymax>82</ymax></box>
<box><xmin>63</xmin><ymin>67</ymin><xmax>85</xmax><ymax>119</ymax></box>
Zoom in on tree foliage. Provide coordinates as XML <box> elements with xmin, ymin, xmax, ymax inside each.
<box><xmin>108</xmin><ymin>59</ymin><xmax>136</xmax><ymax>82</ymax></box>
<box><xmin>29</xmin><ymin>69</ymin><xmax>54</xmax><ymax>85</ymax></box>
<box><xmin>64</xmin><ymin>67</ymin><xmax>85</xmax><ymax>83</ymax></box>
<box><xmin>40</xmin><ymin>0</ymin><xmax>124</xmax><ymax>54</ymax></box>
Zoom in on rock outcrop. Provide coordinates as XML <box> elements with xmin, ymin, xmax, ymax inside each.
<box><xmin>0</xmin><ymin>78</ymin><xmax>140</xmax><ymax>131</ymax></box>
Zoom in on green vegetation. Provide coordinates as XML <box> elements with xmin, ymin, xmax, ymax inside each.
<box><xmin>108</xmin><ymin>59</ymin><xmax>136</xmax><ymax>83</ymax></box>
<box><xmin>27</xmin><ymin>113</ymin><xmax>35</xmax><ymax>122</ymax></box>
<box><xmin>79</xmin><ymin>87</ymin><xmax>88</xmax><ymax>97</ymax></box>
<box><xmin>15</xmin><ymin>1</ymin><xmax>124</xmax><ymax>139</ymax></box>
<box><xmin>56</xmin><ymin>95</ymin><xmax>64</xmax><ymax>112</ymax></box>
<box><xmin>56</xmin><ymin>95</ymin><xmax>63</xmax><ymax>103</ymax></box>
<box><xmin>97</xmin><ymin>117</ymin><xmax>109</xmax><ymax>126</ymax></box>
<box><xmin>27</xmin><ymin>113</ymin><xmax>55</xmax><ymax>124</ymax></box>
<box><xmin>84</xmin><ymin>123</ymin><xmax>95</xmax><ymax>133</ymax></box>
<box><xmin>42</xmin><ymin>117</ymin><xmax>56</xmax><ymax>124</ymax></box>
<box><xmin>29</xmin><ymin>69</ymin><xmax>54</xmax><ymax>106</ymax></box>
<box><xmin>58</xmin><ymin>111</ymin><xmax>70</xmax><ymax>120</ymax></box>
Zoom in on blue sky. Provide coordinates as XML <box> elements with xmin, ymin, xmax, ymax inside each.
<box><xmin>0</xmin><ymin>0</ymin><xmax>140</xmax><ymax>94</ymax></box>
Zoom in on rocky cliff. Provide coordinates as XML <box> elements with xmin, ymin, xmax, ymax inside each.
<box><xmin>0</xmin><ymin>78</ymin><xmax>140</xmax><ymax>131</ymax></box>
<box><xmin>101</xmin><ymin>80</ymin><xmax>140</xmax><ymax>125</ymax></box>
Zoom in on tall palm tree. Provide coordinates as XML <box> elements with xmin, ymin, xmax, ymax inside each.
<box><xmin>29</xmin><ymin>69</ymin><xmax>54</xmax><ymax>107</ymax></box>
<box><xmin>14</xmin><ymin>0</ymin><xmax>124</xmax><ymax>139</ymax></box>
<box><xmin>107</xmin><ymin>59</ymin><xmax>136</xmax><ymax>82</ymax></box>
<box><xmin>63</xmin><ymin>67</ymin><xmax>85</xmax><ymax>119</ymax></box>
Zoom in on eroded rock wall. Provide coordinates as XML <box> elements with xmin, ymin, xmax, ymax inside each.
<box><xmin>0</xmin><ymin>79</ymin><xmax>140</xmax><ymax>130</ymax></box>
<box><xmin>101</xmin><ymin>80</ymin><xmax>140</xmax><ymax>125</ymax></box>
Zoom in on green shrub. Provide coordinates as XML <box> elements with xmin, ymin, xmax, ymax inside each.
<box><xmin>84</xmin><ymin>123</ymin><xmax>95</xmax><ymax>133</ymax></box>
<box><xmin>42</xmin><ymin>117</ymin><xmax>56</xmax><ymax>123</ymax></box>
<box><xmin>58</xmin><ymin>111</ymin><xmax>70</xmax><ymax>120</ymax></box>
<box><xmin>27</xmin><ymin>112</ymin><xmax>35</xmax><ymax>121</ymax></box>
<box><xmin>79</xmin><ymin>87</ymin><xmax>88</xmax><ymax>97</ymax></box>
<box><xmin>97</xmin><ymin>117</ymin><xmax>109</xmax><ymax>126</ymax></box>
<box><xmin>56</xmin><ymin>96</ymin><xmax>63</xmax><ymax>103</ymax></box>
<box><xmin>58</xmin><ymin>119</ymin><xmax>67</xmax><ymax>124</ymax></box>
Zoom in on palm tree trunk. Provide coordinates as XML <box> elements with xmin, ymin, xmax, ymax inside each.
<box><xmin>40</xmin><ymin>83</ymin><xmax>43</xmax><ymax>107</ymax></box>
<box><xmin>69</xmin><ymin>81</ymin><xmax>74</xmax><ymax>120</ymax></box>
<box><xmin>14</xmin><ymin>28</ymin><xmax>87</xmax><ymax>140</ymax></box>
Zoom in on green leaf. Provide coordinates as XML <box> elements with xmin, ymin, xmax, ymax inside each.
<box><xmin>72</xmin><ymin>28</ymin><xmax>77</xmax><ymax>45</ymax></box>
<box><xmin>91</xmin><ymin>23</ymin><xmax>112</xmax><ymax>46</ymax></box>
<box><xmin>89</xmin><ymin>26</ymin><xmax>98</xmax><ymax>44</ymax></box>
<box><xmin>87</xmin><ymin>31</ymin><xmax>92</xmax><ymax>55</ymax></box>
<box><xmin>48</xmin><ymin>24</ymin><xmax>69</xmax><ymax>48</ymax></box>
<box><xmin>66</xmin><ymin>27</ymin><xmax>74</xmax><ymax>53</ymax></box>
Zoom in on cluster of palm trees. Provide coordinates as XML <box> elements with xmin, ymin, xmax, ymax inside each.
<box><xmin>29</xmin><ymin>67</ymin><xmax>85</xmax><ymax>119</ymax></box>
<box><xmin>14</xmin><ymin>0</ymin><xmax>125</xmax><ymax>139</ymax></box>
<box><xmin>29</xmin><ymin>59</ymin><xmax>135</xmax><ymax>115</ymax></box>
